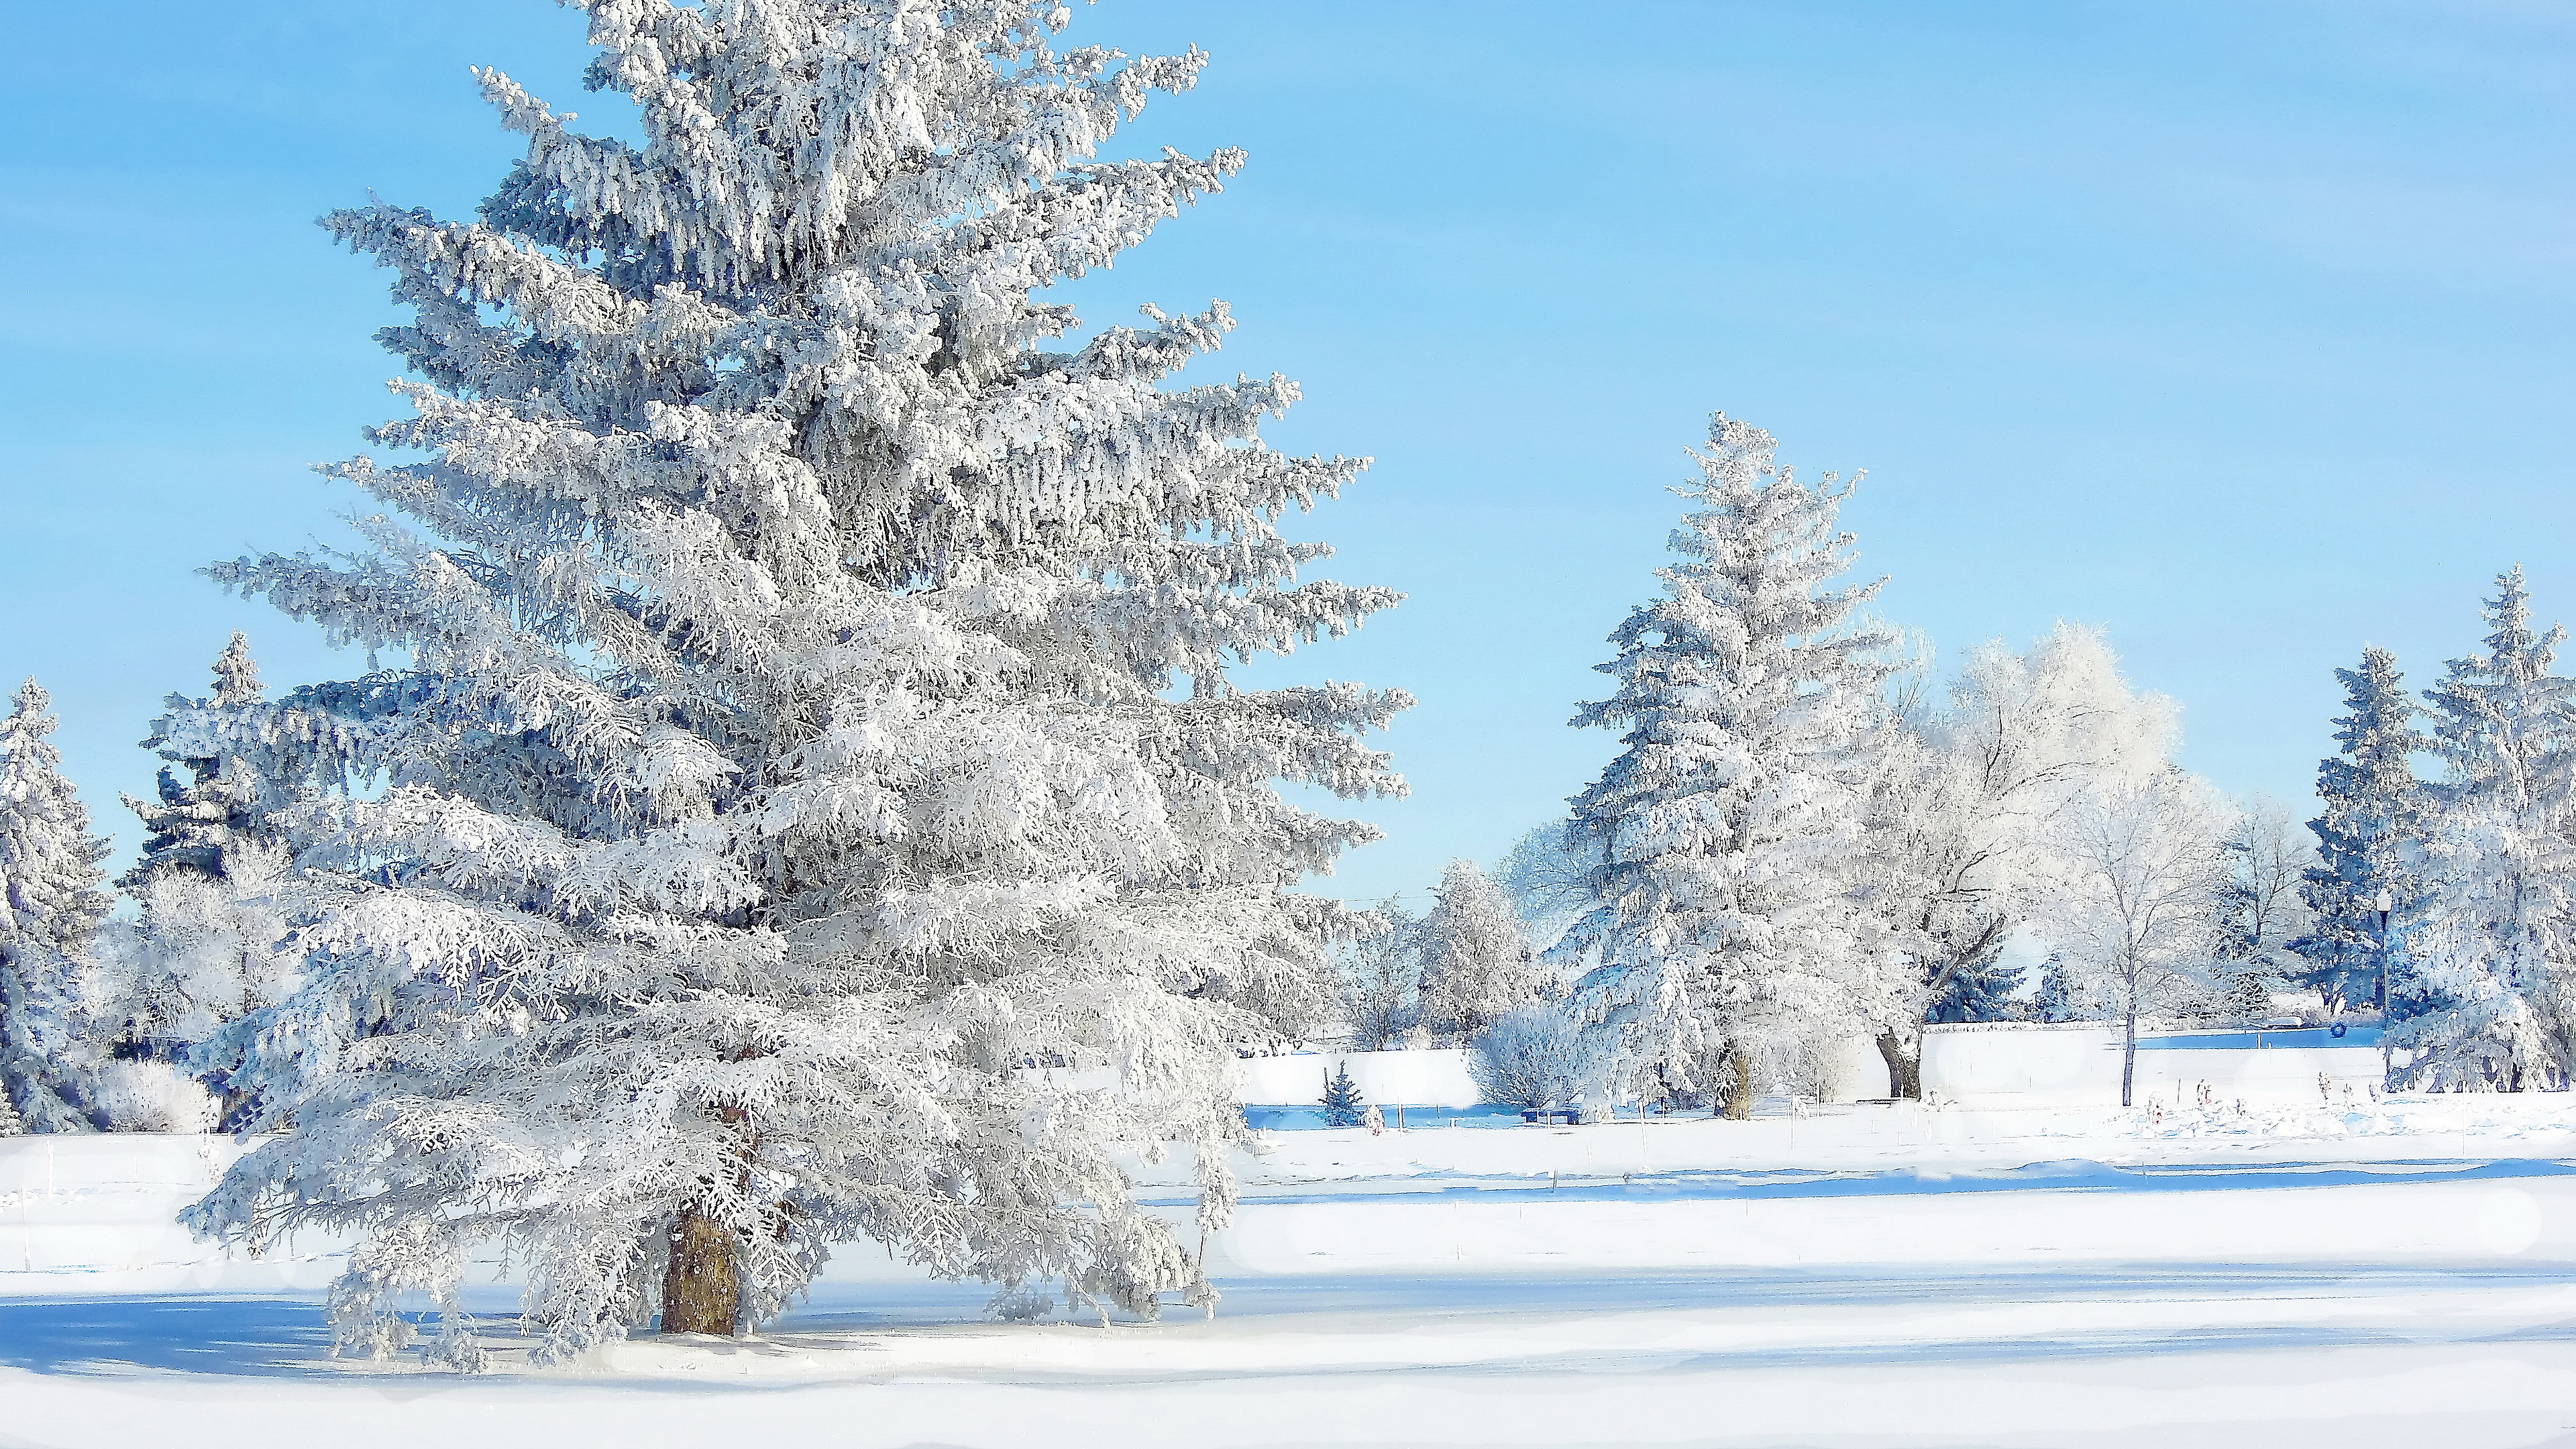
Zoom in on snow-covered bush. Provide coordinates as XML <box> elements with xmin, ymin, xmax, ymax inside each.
<box><xmin>90</xmin><ymin>1060</ymin><xmax>219</xmax><ymax>1135</ymax></box>
<box><xmin>177</xmin><ymin>0</ymin><xmax>1405</xmax><ymax>1366</ymax></box>
<box><xmin>1466</xmin><ymin>1003</ymin><xmax>1609</xmax><ymax>1114</ymax></box>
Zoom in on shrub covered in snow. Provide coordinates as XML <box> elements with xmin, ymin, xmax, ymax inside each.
<box><xmin>1467</xmin><ymin>1004</ymin><xmax>1609</xmax><ymax>1114</ymax></box>
<box><xmin>90</xmin><ymin>1060</ymin><xmax>219</xmax><ymax>1134</ymax></box>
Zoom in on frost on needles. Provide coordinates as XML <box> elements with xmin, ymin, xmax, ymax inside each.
<box><xmin>1558</xmin><ymin>415</ymin><xmax>1900</xmax><ymax>1118</ymax></box>
<box><xmin>175</xmin><ymin>0</ymin><xmax>1407</xmax><ymax>1365</ymax></box>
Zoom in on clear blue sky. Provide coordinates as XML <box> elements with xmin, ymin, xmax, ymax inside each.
<box><xmin>4</xmin><ymin>3</ymin><xmax>2572</xmax><ymax>906</ymax></box>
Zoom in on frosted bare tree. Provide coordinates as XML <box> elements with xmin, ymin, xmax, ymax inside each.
<box><xmin>1867</xmin><ymin>625</ymin><xmax>2178</xmax><ymax>1095</ymax></box>
<box><xmin>2041</xmin><ymin>770</ymin><xmax>2235</xmax><ymax>1106</ymax></box>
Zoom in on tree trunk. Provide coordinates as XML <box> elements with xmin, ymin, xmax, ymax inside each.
<box><xmin>1722</xmin><ymin>1049</ymin><xmax>1756</xmax><ymax>1121</ymax></box>
<box><xmin>1875</xmin><ymin>1026</ymin><xmax>1922</xmax><ymax>1100</ymax></box>
<box><xmin>661</xmin><ymin>1205</ymin><xmax>739</xmax><ymax>1337</ymax></box>
<box><xmin>2120</xmin><ymin>998</ymin><xmax>2139</xmax><ymax>1110</ymax></box>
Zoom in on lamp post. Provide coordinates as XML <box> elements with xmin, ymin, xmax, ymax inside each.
<box><xmin>2374</xmin><ymin>888</ymin><xmax>2394</xmax><ymax>1087</ymax></box>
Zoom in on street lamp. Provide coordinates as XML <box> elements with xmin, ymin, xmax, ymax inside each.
<box><xmin>2373</xmin><ymin>888</ymin><xmax>2394</xmax><ymax>1085</ymax></box>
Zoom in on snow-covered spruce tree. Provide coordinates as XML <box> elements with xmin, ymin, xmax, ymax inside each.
<box><xmin>1415</xmin><ymin>858</ymin><xmax>1540</xmax><ymax>1041</ymax></box>
<box><xmin>1923</xmin><ymin>936</ymin><xmax>2023</xmax><ymax>1024</ymax></box>
<box><xmin>0</xmin><ymin>680</ymin><xmax>111</xmax><ymax>1132</ymax></box>
<box><xmin>87</xmin><ymin>635</ymin><xmax>296</xmax><ymax>1081</ymax></box>
<box><xmin>2290</xmin><ymin>647</ymin><xmax>2425</xmax><ymax>1018</ymax></box>
<box><xmin>1560</xmin><ymin>415</ymin><xmax>1898</xmax><ymax>1120</ymax></box>
<box><xmin>178</xmin><ymin>1</ymin><xmax>1405</xmax><ymax>1364</ymax></box>
<box><xmin>121</xmin><ymin>633</ymin><xmax>270</xmax><ymax>890</ymax></box>
<box><xmin>2399</xmin><ymin>568</ymin><xmax>2576</xmax><ymax>1089</ymax></box>
<box><xmin>1868</xmin><ymin>623</ymin><xmax>2178</xmax><ymax>1093</ymax></box>
<box><xmin>2029</xmin><ymin>953</ymin><xmax>2083</xmax><ymax>1024</ymax></box>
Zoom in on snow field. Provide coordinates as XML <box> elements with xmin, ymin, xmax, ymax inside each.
<box><xmin>5</xmin><ymin>1104</ymin><xmax>2575</xmax><ymax>1446</ymax></box>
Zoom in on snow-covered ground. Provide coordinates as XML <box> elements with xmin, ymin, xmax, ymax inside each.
<box><xmin>6</xmin><ymin>1097</ymin><xmax>2575</xmax><ymax>1447</ymax></box>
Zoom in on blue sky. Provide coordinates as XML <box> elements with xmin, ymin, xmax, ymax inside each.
<box><xmin>4</xmin><ymin>2</ymin><xmax>2573</xmax><ymax>906</ymax></box>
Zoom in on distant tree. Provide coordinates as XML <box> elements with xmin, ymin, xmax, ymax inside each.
<box><xmin>1416</xmin><ymin>860</ymin><xmax>1541</xmax><ymax>1041</ymax></box>
<box><xmin>119</xmin><ymin>633</ymin><xmax>270</xmax><ymax>890</ymax></box>
<box><xmin>2290</xmin><ymin>647</ymin><xmax>2426</xmax><ymax>1017</ymax></box>
<box><xmin>1560</xmin><ymin>415</ymin><xmax>1898</xmax><ymax>1119</ymax></box>
<box><xmin>1466</xmin><ymin>1002</ymin><xmax>1609</xmax><ymax>1114</ymax></box>
<box><xmin>1868</xmin><ymin>623</ymin><xmax>2179</xmax><ymax>1093</ymax></box>
<box><xmin>2220</xmin><ymin>969</ymin><xmax>2275</xmax><ymax>1024</ymax></box>
<box><xmin>1924</xmin><ymin>937</ymin><xmax>2025</xmax><ymax>1024</ymax></box>
<box><xmin>89</xmin><ymin>636</ymin><xmax>297</xmax><ymax>1089</ymax></box>
<box><xmin>1318</xmin><ymin>1062</ymin><xmax>1366</xmax><ymax>1127</ymax></box>
<box><xmin>1336</xmin><ymin>898</ymin><xmax>1421</xmax><ymax>1051</ymax></box>
<box><xmin>2029</xmin><ymin>953</ymin><xmax>2083</xmax><ymax>1024</ymax></box>
<box><xmin>2040</xmin><ymin>770</ymin><xmax>2235</xmax><ymax>1106</ymax></box>
<box><xmin>0</xmin><ymin>680</ymin><xmax>111</xmax><ymax>1132</ymax></box>
<box><xmin>2208</xmin><ymin>794</ymin><xmax>2316</xmax><ymax>1026</ymax></box>
<box><xmin>2400</xmin><ymin>568</ymin><xmax>2576</xmax><ymax>1089</ymax></box>
<box><xmin>1493</xmin><ymin>822</ymin><xmax>1598</xmax><ymax>951</ymax></box>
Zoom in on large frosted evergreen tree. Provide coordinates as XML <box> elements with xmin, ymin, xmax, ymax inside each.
<box><xmin>2398</xmin><ymin>569</ymin><xmax>2576</xmax><ymax>1089</ymax></box>
<box><xmin>179</xmin><ymin>0</ymin><xmax>1405</xmax><ymax>1364</ymax></box>
<box><xmin>2290</xmin><ymin>647</ymin><xmax>2425</xmax><ymax>1018</ymax></box>
<box><xmin>1560</xmin><ymin>415</ymin><xmax>1897</xmax><ymax>1117</ymax></box>
<box><xmin>0</xmin><ymin>680</ymin><xmax>111</xmax><ymax>1132</ymax></box>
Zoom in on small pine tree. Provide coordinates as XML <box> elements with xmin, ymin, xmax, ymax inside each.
<box><xmin>1318</xmin><ymin>1062</ymin><xmax>1366</xmax><ymax>1127</ymax></box>
<box><xmin>1560</xmin><ymin>415</ymin><xmax>1898</xmax><ymax>1116</ymax></box>
<box><xmin>2290</xmin><ymin>647</ymin><xmax>2424</xmax><ymax>1017</ymax></box>
<box><xmin>0</xmin><ymin>680</ymin><xmax>111</xmax><ymax>1132</ymax></box>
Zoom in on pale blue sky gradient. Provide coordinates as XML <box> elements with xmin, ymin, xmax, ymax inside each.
<box><xmin>3</xmin><ymin>3</ymin><xmax>2572</xmax><ymax>904</ymax></box>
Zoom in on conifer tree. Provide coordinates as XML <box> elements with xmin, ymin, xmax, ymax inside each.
<box><xmin>2290</xmin><ymin>647</ymin><xmax>2425</xmax><ymax>1018</ymax></box>
<box><xmin>2399</xmin><ymin>568</ymin><xmax>2576</xmax><ymax>1089</ymax></box>
<box><xmin>1415</xmin><ymin>859</ymin><xmax>1539</xmax><ymax>1040</ymax></box>
<box><xmin>1924</xmin><ymin>938</ymin><xmax>2023</xmax><ymax>1024</ymax></box>
<box><xmin>1317</xmin><ymin>1061</ymin><xmax>1365</xmax><ymax>1127</ymax></box>
<box><xmin>85</xmin><ymin>635</ymin><xmax>295</xmax><ymax>1083</ymax></box>
<box><xmin>179</xmin><ymin>0</ymin><xmax>1405</xmax><ymax>1364</ymax></box>
<box><xmin>121</xmin><ymin>632</ymin><xmax>270</xmax><ymax>889</ymax></box>
<box><xmin>2031</xmin><ymin>953</ymin><xmax>2082</xmax><ymax>1024</ymax></box>
<box><xmin>1560</xmin><ymin>415</ymin><xmax>1898</xmax><ymax>1118</ymax></box>
<box><xmin>0</xmin><ymin>680</ymin><xmax>111</xmax><ymax>1132</ymax></box>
